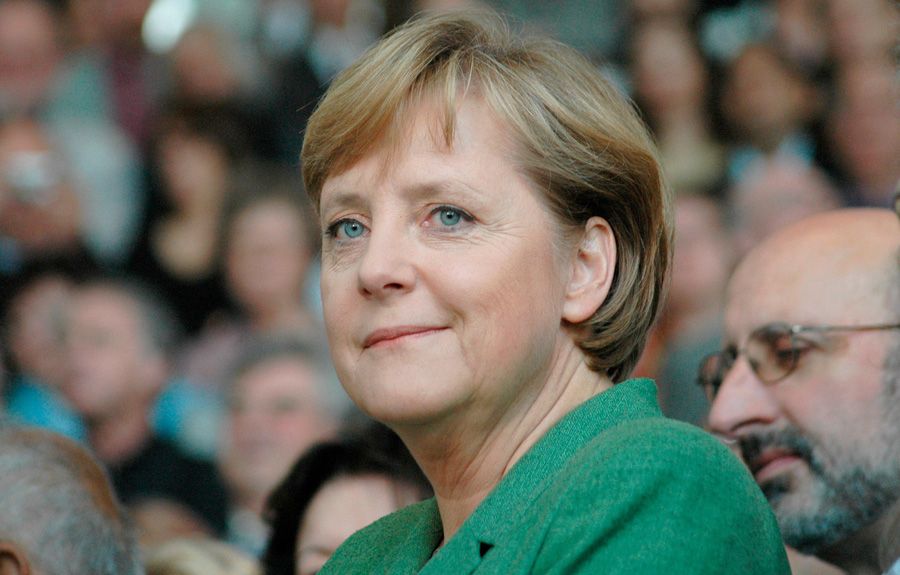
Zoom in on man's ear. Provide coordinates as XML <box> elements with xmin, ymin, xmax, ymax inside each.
<box><xmin>0</xmin><ymin>541</ymin><xmax>32</xmax><ymax>575</ymax></box>
<box><xmin>563</xmin><ymin>216</ymin><xmax>616</xmax><ymax>324</ymax></box>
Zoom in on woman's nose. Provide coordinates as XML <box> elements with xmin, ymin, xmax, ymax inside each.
<box><xmin>357</xmin><ymin>224</ymin><xmax>417</xmax><ymax>298</ymax></box>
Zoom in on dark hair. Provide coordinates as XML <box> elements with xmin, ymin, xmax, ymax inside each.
<box><xmin>262</xmin><ymin>420</ymin><xmax>431</xmax><ymax>575</ymax></box>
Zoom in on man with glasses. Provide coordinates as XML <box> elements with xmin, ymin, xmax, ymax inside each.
<box><xmin>700</xmin><ymin>207</ymin><xmax>900</xmax><ymax>575</ymax></box>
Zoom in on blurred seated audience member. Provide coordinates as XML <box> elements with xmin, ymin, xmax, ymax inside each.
<box><xmin>128</xmin><ymin>100</ymin><xmax>250</xmax><ymax>335</ymax></box>
<box><xmin>0</xmin><ymin>0</ymin><xmax>145</xmax><ymax>266</ymax></box>
<box><xmin>729</xmin><ymin>158</ymin><xmax>841</xmax><ymax>256</ymax></box>
<box><xmin>0</xmin><ymin>0</ymin><xmax>61</xmax><ymax>115</ymax></box>
<box><xmin>720</xmin><ymin>42</ymin><xmax>822</xmax><ymax>182</ymax></box>
<box><xmin>219</xmin><ymin>336</ymin><xmax>344</xmax><ymax>556</ymax></box>
<box><xmin>0</xmin><ymin>115</ymin><xmax>89</xmax><ymax>280</ymax></box>
<box><xmin>145</xmin><ymin>538</ymin><xmax>259</xmax><ymax>575</ymax></box>
<box><xmin>630</xmin><ymin>20</ymin><xmax>725</xmax><ymax>192</ymax></box>
<box><xmin>263</xmin><ymin>420</ymin><xmax>432</xmax><ymax>575</ymax></box>
<box><xmin>62</xmin><ymin>277</ymin><xmax>229</xmax><ymax>538</ymax></box>
<box><xmin>0</xmin><ymin>421</ymin><xmax>143</xmax><ymax>575</ymax></box>
<box><xmin>178</xmin><ymin>165</ymin><xmax>321</xmax><ymax>390</ymax></box>
<box><xmin>168</xmin><ymin>23</ymin><xmax>281</xmax><ymax>161</ymax></box>
<box><xmin>654</xmin><ymin>191</ymin><xmax>734</xmax><ymax>425</ymax></box>
<box><xmin>826</xmin><ymin>0</ymin><xmax>899</xmax><ymax>66</ymax></box>
<box><xmin>827</xmin><ymin>59</ymin><xmax>899</xmax><ymax>208</ymax></box>
<box><xmin>3</xmin><ymin>261</ymin><xmax>84</xmax><ymax>439</ymax></box>
<box><xmin>771</xmin><ymin>0</ymin><xmax>830</xmax><ymax>76</ymax></box>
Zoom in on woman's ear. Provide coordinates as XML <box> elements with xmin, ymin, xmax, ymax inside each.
<box><xmin>0</xmin><ymin>541</ymin><xmax>32</xmax><ymax>575</ymax></box>
<box><xmin>562</xmin><ymin>216</ymin><xmax>616</xmax><ymax>324</ymax></box>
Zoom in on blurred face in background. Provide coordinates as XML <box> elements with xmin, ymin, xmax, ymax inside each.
<box><xmin>0</xmin><ymin>0</ymin><xmax>60</xmax><ymax>112</ymax></box>
<box><xmin>827</xmin><ymin>0</ymin><xmax>899</xmax><ymax>64</ymax></box>
<box><xmin>828</xmin><ymin>62</ymin><xmax>900</xmax><ymax>202</ymax></box>
<box><xmin>722</xmin><ymin>45</ymin><xmax>812</xmax><ymax>150</ymax></box>
<box><xmin>156</xmin><ymin>127</ymin><xmax>230</xmax><ymax>213</ymax></box>
<box><xmin>296</xmin><ymin>474</ymin><xmax>423</xmax><ymax>575</ymax></box>
<box><xmin>632</xmin><ymin>22</ymin><xmax>707</xmax><ymax>118</ymax></box>
<box><xmin>0</xmin><ymin>118</ymin><xmax>81</xmax><ymax>254</ymax></box>
<box><xmin>7</xmin><ymin>274</ymin><xmax>71</xmax><ymax>387</ymax></box>
<box><xmin>225</xmin><ymin>199</ymin><xmax>312</xmax><ymax>321</ymax></box>
<box><xmin>222</xmin><ymin>356</ymin><xmax>335</xmax><ymax>510</ymax></box>
<box><xmin>64</xmin><ymin>287</ymin><xmax>163</xmax><ymax>423</ymax></box>
<box><xmin>730</xmin><ymin>161</ymin><xmax>840</xmax><ymax>255</ymax></box>
<box><xmin>171</xmin><ymin>25</ymin><xmax>242</xmax><ymax>102</ymax></box>
<box><xmin>668</xmin><ymin>195</ymin><xmax>732</xmax><ymax>318</ymax></box>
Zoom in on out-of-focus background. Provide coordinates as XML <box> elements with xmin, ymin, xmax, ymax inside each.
<box><xmin>0</xmin><ymin>0</ymin><xmax>895</xmax><ymax>570</ymax></box>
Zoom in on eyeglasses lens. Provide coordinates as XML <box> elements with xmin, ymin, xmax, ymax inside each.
<box><xmin>748</xmin><ymin>325</ymin><xmax>799</xmax><ymax>383</ymax></box>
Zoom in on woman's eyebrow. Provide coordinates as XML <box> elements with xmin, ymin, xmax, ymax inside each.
<box><xmin>319</xmin><ymin>188</ymin><xmax>368</xmax><ymax>215</ymax></box>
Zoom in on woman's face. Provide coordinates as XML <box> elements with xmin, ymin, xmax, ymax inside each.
<box><xmin>318</xmin><ymin>97</ymin><xmax>572</xmax><ymax>427</ymax></box>
<box><xmin>295</xmin><ymin>474</ymin><xmax>422</xmax><ymax>575</ymax></box>
<box><xmin>225</xmin><ymin>199</ymin><xmax>311</xmax><ymax>314</ymax></box>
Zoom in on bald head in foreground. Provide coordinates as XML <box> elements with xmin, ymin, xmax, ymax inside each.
<box><xmin>700</xmin><ymin>208</ymin><xmax>900</xmax><ymax>574</ymax></box>
<box><xmin>0</xmin><ymin>422</ymin><xmax>143</xmax><ymax>575</ymax></box>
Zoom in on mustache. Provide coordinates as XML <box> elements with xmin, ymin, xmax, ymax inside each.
<box><xmin>739</xmin><ymin>427</ymin><xmax>817</xmax><ymax>471</ymax></box>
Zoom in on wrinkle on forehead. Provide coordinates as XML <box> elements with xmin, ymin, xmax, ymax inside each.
<box><xmin>726</xmin><ymin>209</ymin><xmax>900</xmax><ymax>331</ymax></box>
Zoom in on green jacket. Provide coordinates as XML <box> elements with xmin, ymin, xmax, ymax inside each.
<box><xmin>320</xmin><ymin>379</ymin><xmax>790</xmax><ymax>574</ymax></box>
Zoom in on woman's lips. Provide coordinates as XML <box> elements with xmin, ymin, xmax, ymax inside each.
<box><xmin>751</xmin><ymin>449</ymin><xmax>803</xmax><ymax>483</ymax></box>
<box><xmin>363</xmin><ymin>326</ymin><xmax>447</xmax><ymax>349</ymax></box>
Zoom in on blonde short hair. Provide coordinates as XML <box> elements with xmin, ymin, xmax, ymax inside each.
<box><xmin>144</xmin><ymin>538</ymin><xmax>259</xmax><ymax>575</ymax></box>
<box><xmin>302</xmin><ymin>11</ymin><xmax>671</xmax><ymax>381</ymax></box>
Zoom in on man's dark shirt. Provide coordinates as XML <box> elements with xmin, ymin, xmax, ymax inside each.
<box><xmin>108</xmin><ymin>435</ymin><xmax>228</xmax><ymax>534</ymax></box>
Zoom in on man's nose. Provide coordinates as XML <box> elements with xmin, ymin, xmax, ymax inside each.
<box><xmin>707</xmin><ymin>357</ymin><xmax>782</xmax><ymax>441</ymax></box>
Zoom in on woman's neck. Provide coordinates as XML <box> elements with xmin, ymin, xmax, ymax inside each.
<box><xmin>399</xmin><ymin>344</ymin><xmax>612</xmax><ymax>543</ymax></box>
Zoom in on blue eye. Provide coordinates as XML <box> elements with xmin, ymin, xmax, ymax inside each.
<box><xmin>341</xmin><ymin>220</ymin><xmax>365</xmax><ymax>238</ymax></box>
<box><xmin>431</xmin><ymin>206</ymin><xmax>472</xmax><ymax>228</ymax></box>
<box><xmin>327</xmin><ymin>218</ymin><xmax>367</xmax><ymax>240</ymax></box>
<box><xmin>439</xmin><ymin>208</ymin><xmax>462</xmax><ymax>226</ymax></box>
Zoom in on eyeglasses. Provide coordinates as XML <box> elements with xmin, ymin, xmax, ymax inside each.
<box><xmin>698</xmin><ymin>322</ymin><xmax>900</xmax><ymax>401</ymax></box>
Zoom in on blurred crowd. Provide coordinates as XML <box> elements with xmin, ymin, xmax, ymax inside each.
<box><xmin>0</xmin><ymin>0</ymin><xmax>896</xmax><ymax>570</ymax></box>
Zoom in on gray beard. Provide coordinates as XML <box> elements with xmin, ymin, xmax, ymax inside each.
<box><xmin>741</xmin><ymin>424</ymin><xmax>900</xmax><ymax>555</ymax></box>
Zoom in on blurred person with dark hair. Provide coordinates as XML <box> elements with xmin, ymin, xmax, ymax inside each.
<box><xmin>630</xmin><ymin>20</ymin><xmax>725</xmax><ymax>193</ymax></box>
<box><xmin>178</xmin><ymin>163</ymin><xmax>322</xmax><ymax>391</ymax></box>
<box><xmin>263</xmin><ymin>420</ymin><xmax>431</xmax><ymax>575</ymax></box>
<box><xmin>729</xmin><ymin>157</ymin><xmax>842</xmax><ymax>256</ymax></box>
<box><xmin>721</xmin><ymin>42</ymin><xmax>823</xmax><ymax>183</ymax></box>
<box><xmin>827</xmin><ymin>59</ymin><xmax>899</xmax><ymax>208</ymax></box>
<box><xmin>219</xmin><ymin>335</ymin><xmax>345</xmax><ymax>556</ymax></box>
<box><xmin>0</xmin><ymin>421</ymin><xmax>143</xmax><ymax>575</ymax></box>
<box><xmin>62</xmin><ymin>277</ymin><xmax>229</xmax><ymax>540</ymax></box>
<box><xmin>128</xmin><ymin>100</ymin><xmax>251</xmax><ymax>335</ymax></box>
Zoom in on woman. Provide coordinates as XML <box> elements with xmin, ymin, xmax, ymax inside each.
<box><xmin>262</xmin><ymin>420</ymin><xmax>431</xmax><ymax>575</ymax></box>
<box><xmin>302</xmin><ymin>11</ymin><xmax>789</xmax><ymax>574</ymax></box>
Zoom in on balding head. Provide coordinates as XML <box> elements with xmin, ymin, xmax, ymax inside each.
<box><xmin>707</xmin><ymin>208</ymin><xmax>900</xmax><ymax>568</ymax></box>
<box><xmin>729</xmin><ymin>208</ymin><xmax>898</xmax><ymax>330</ymax></box>
<box><xmin>0</xmin><ymin>422</ymin><xmax>142</xmax><ymax>575</ymax></box>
